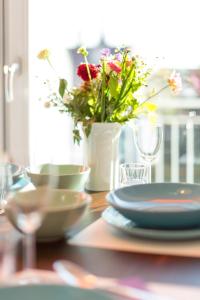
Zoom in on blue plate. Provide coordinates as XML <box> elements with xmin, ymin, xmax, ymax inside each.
<box><xmin>0</xmin><ymin>285</ymin><xmax>113</xmax><ymax>300</ymax></box>
<box><xmin>107</xmin><ymin>183</ymin><xmax>200</xmax><ymax>229</ymax></box>
<box><xmin>11</xmin><ymin>176</ymin><xmax>29</xmax><ymax>190</ymax></box>
<box><xmin>102</xmin><ymin>207</ymin><xmax>200</xmax><ymax>240</ymax></box>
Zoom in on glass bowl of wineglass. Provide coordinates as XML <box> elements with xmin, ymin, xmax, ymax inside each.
<box><xmin>133</xmin><ymin>120</ymin><xmax>163</xmax><ymax>183</ymax></box>
<box><xmin>3</xmin><ymin>173</ymin><xmax>91</xmax><ymax>285</ymax></box>
<box><xmin>3</xmin><ymin>183</ymin><xmax>52</xmax><ymax>284</ymax></box>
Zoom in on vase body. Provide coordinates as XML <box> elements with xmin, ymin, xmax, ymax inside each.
<box><xmin>83</xmin><ymin>123</ymin><xmax>121</xmax><ymax>191</ymax></box>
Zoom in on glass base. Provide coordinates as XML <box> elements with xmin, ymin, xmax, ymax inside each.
<box><xmin>1</xmin><ymin>269</ymin><xmax>64</xmax><ymax>286</ymax></box>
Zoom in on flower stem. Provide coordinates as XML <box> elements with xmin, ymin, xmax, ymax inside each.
<box><xmin>140</xmin><ymin>85</ymin><xmax>168</xmax><ymax>106</ymax></box>
<box><xmin>84</xmin><ymin>57</ymin><xmax>96</xmax><ymax>104</ymax></box>
<box><xmin>100</xmin><ymin>62</ymin><xmax>106</xmax><ymax>122</ymax></box>
<box><xmin>47</xmin><ymin>58</ymin><xmax>60</xmax><ymax>78</ymax></box>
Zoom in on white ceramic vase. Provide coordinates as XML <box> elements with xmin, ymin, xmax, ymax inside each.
<box><xmin>83</xmin><ymin>123</ymin><xmax>121</xmax><ymax>192</ymax></box>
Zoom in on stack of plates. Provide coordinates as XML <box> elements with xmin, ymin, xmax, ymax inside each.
<box><xmin>104</xmin><ymin>183</ymin><xmax>200</xmax><ymax>240</ymax></box>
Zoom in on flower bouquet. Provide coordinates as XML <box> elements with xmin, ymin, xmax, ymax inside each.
<box><xmin>38</xmin><ymin>47</ymin><xmax>182</xmax><ymax>191</ymax></box>
<box><xmin>38</xmin><ymin>47</ymin><xmax>182</xmax><ymax>143</ymax></box>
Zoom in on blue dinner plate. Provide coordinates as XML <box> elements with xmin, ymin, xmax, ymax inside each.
<box><xmin>0</xmin><ymin>285</ymin><xmax>113</xmax><ymax>300</ymax></box>
<box><xmin>102</xmin><ymin>207</ymin><xmax>200</xmax><ymax>240</ymax></box>
<box><xmin>107</xmin><ymin>183</ymin><xmax>200</xmax><ymax>229</ymax></box>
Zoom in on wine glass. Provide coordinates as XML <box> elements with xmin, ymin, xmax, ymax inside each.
<box><xmin>3</xmin><ymin>171</ymin><xmax>52</xmax><ymax>284</ymax></box>
<box><xmin>133</xmin><ymin>121</ymin><xmax>163</xmax><ymax>183</ymax></box>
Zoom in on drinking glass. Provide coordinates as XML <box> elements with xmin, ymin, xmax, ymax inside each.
<box><xmin>4</xmin><ymin>178</ymin><xmax>52</xmax><ymax>284</ymax></box>
<box><xmin>119</xmin><ymin>163</ymin><xmax>148</xmax><ymax>187</ymax></box>
<box><xmin>133</xmin><ymin>121</ymin><xmax>163</xmax><ymax>183</ymax></box>
<box><xmin>0</xmin><ymin>217</ymin><xmax>21</xmax><ymax>283</ymax></box>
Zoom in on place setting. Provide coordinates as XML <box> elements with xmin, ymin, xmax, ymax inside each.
<box><xmin>104</xmin><ymin>119</ymin><xmax>200</xmax><ymax>243</ymax></box>
<box><xmin>69</xmin><ymin>120</ymin><xmax>200</xmax><ymax>258</ymax></box>
<box><xmin>0</xmin><ymin>147</ymin><xmax>182</xmax><ymax>300</ymax></box>
<box><xmin>0</xmin><ymin>161</ymin><xmax>91</xmax><ymax>281</ymax></box>
<box><xmin>0</xmin><ymin>162</ymin><xmax>172</xmax><ymax>300</ymax></box>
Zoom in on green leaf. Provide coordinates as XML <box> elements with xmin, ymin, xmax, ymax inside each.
<box><xmin>84</xmin><ymin>124</ymin><xmax>92</xmax><ymax>137</ymax></box>
<box><xmin>59</xmin><ymin>79</ymin><xmax>68</xmax><ymax>98</ymax></box>
<box><xmin>108</xmin><ymin>76</ymin><xmax>118</xmax><ymax>98</ymax></box>
<box><xmin>73</xmin><ymin>129</ymin><xmax>81</xmax><ymax>145</ymax></box>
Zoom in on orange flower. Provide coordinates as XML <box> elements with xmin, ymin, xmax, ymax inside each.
<box><xmin>168</xmin><ymin>71</ymin><xmax>182</xmax><ymax>94</ymax></box>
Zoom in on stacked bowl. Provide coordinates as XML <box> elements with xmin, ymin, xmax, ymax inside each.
<box><xmin>4</xmin><ymin>163</ymin><xmax>91</xmax><ymax>241</ymax></box>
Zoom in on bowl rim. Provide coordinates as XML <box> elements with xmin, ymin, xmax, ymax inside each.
<box><xmin>26</xmin><ymin>164</ymin><xmax>90</xmax><ymax>177</ymax></box>
<box><xmin>8</xmin><ymin>188</ymin><xmax>92</xmax><ymax>213</ymax></box>
<box><xmin>44</xmin><ymin>189</ymin><xmax>92</xmax><ymax>212</ymax></box>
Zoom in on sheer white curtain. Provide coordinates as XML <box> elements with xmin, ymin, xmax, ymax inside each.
<box><xmin>29</xmin><ymin>0</ymin><xmax>200</xmax><ymax>165</ymax></box>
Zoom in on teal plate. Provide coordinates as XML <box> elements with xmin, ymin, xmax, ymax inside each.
<box><xmin>11</xmin><ymin>176</ymin><xmax>29</xmax><ymax>190</ymax></box>
<box><xmin>102</xmin><ymin>207</ymin><xmax>200</xmax><ymax>240</ymax></box>
<box><xmin>0</xmin><ymin>285</ymin><xmax>113</xmax><ymax>300</ymax></box>
<box><xmin>107</xmin><ymin>183</ymin><xmax>200</xmax><ymax>229</ymax></box>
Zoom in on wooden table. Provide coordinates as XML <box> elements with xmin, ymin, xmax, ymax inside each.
<box><xmin>36</xmin><ymin>192</ymin><xmax>200</xmax><ymax>291</ymax></box>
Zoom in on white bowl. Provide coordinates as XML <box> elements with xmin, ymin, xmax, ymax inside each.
<box><xmin>26</xmin><ymin>164</ymin><xmax>90</xmax><ymax>191</ymax></box>
<box><xmin>5</xmin><ymin>187</ymin><xmax>91</xmax><ymax>241</ymax></box>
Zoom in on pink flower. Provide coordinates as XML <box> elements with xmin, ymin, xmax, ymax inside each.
<box><xmin>168</xmin><ymin>71</ymin><xmax>182</xmax><ymax>94</ymax></box>
<box><xmin>106</xmin><ymin>61</ymin><xmax>122</xmax><ymax>74</ymax></box>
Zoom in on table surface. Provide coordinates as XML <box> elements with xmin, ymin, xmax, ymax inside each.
<box><xmin>36</xmin><ymin>192</ymin><xmax>200</xmax><ymax>288</ymax></box>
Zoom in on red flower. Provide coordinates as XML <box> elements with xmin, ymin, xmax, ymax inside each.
<box><xmin>77</xmin><ymin>63</ymin><xmax>99</xmax><ymax>81</ymax></box>
<box><xmin>107</xmin><ymin>62</ymin><xmax>122</xmax><ymax>74</ymax></box>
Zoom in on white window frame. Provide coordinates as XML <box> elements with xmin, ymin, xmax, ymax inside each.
<box><xmin>3</xmin><ymin>0</ymin><xmax>29</xmax><ymax>165</ymax></box>
<box><xmin>0</xmin><ymin>0</ymin><xmax>4</xmax><ymax>151</ymax></box>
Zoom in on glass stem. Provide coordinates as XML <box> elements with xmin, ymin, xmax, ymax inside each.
<box><xmin>148</xmin><ymin>163</ymin><xmax>152</xmax><ymax>183</ymax></box>
<box><xmin>23</xmin><ymin>233</ymin><xmax>35</xmax><ymax>270</ymax></box>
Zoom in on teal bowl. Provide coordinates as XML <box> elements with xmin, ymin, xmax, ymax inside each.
<box><xmin>26</xmin><ymin>164</ymin><xmax>90</xmax><ymax>191</ymax></box>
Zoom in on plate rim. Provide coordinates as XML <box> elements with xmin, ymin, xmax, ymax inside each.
<box><xmin>102</xmin><ymin>207</ymin><xmax>200</xmax><ymax>240</ymax></box>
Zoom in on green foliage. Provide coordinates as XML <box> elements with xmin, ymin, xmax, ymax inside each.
<box><xmin>59</xmin><ymin>79</ymin><xmax>67</xmax><ymax>98</ymax></box>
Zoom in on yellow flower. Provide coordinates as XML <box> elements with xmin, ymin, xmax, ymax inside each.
<box><xmin>77</xmin><ymin>47</ymin><xmax>88</xmax><ymax>57</ymax></box>
<box><xmin>37</xmin><ymin>49</ymin><xmax>50</xmax><ymax>60</ymax></box>
<box><xmin>148</xmin><ymin>112</ymin><xmax>158</xmax><ymax>125</ymax></box>
<box><xmin>142</xmin><ymin>102</ymin><xmax>157</xmax><ymax>112</ymax></box>
<box><xmin>134</xmin><ymin>102</ymin><xmax>157</xmax><ymax>117</ymax></box>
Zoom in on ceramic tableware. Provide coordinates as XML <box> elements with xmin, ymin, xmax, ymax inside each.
<box><xmin>107</xmin><ymin>183</ymin><xmax>200</xmax><ymax>229</ymax></box>
<box><xmin>26</xmin><ymin>164</ymin><xmax>90</xmax><ymax>191</ymax></box>
<box><xmin>0</xmin><ymin>285</ymin><xmax>112</xmax><ymax>300</ymax></box>
<box><xmin>5</xmin><ymin>188</ymin><xmax>91</xmax><ymax>241</ymax></box>
<box><xmin>102</xmin><ymin>207</ymin><xmax>200</xmax><ymax>240</ymax></box>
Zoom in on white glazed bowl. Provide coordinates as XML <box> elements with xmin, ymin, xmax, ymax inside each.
<box><xmin>5</xmin><ymin>187</ymin><xmax>91</xmax><ymax>241</ymax></box>
<box><xmin>26</xmin><ymin>164</ymin><xmax>90</xmax><ymax>191</ymax></box>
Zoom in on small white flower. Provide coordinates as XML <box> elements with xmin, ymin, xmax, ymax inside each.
<box><xmin>63</xmin><ymin>93</ymin><xmax>73</xmax><ymax>104</ymax></box>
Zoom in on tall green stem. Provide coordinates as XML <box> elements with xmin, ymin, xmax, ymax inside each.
<box><xmin>84</xmin><ymin>57</ymin><xmax>96</xmax><ymax>102</ymax></box>
<box><xmin>100</xmin><ymin>62</ymin><xmax>106</xmax><ymax>122</ymax></box>
<box><xmin>140</xmin><ymin>85</ymin><xmax>168</xmax><ymax>106</ymax></box>
<box><xmin>47</xmin><ymin>58</ymin><xmax>60</xmax><ymax>78</ymax></box>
